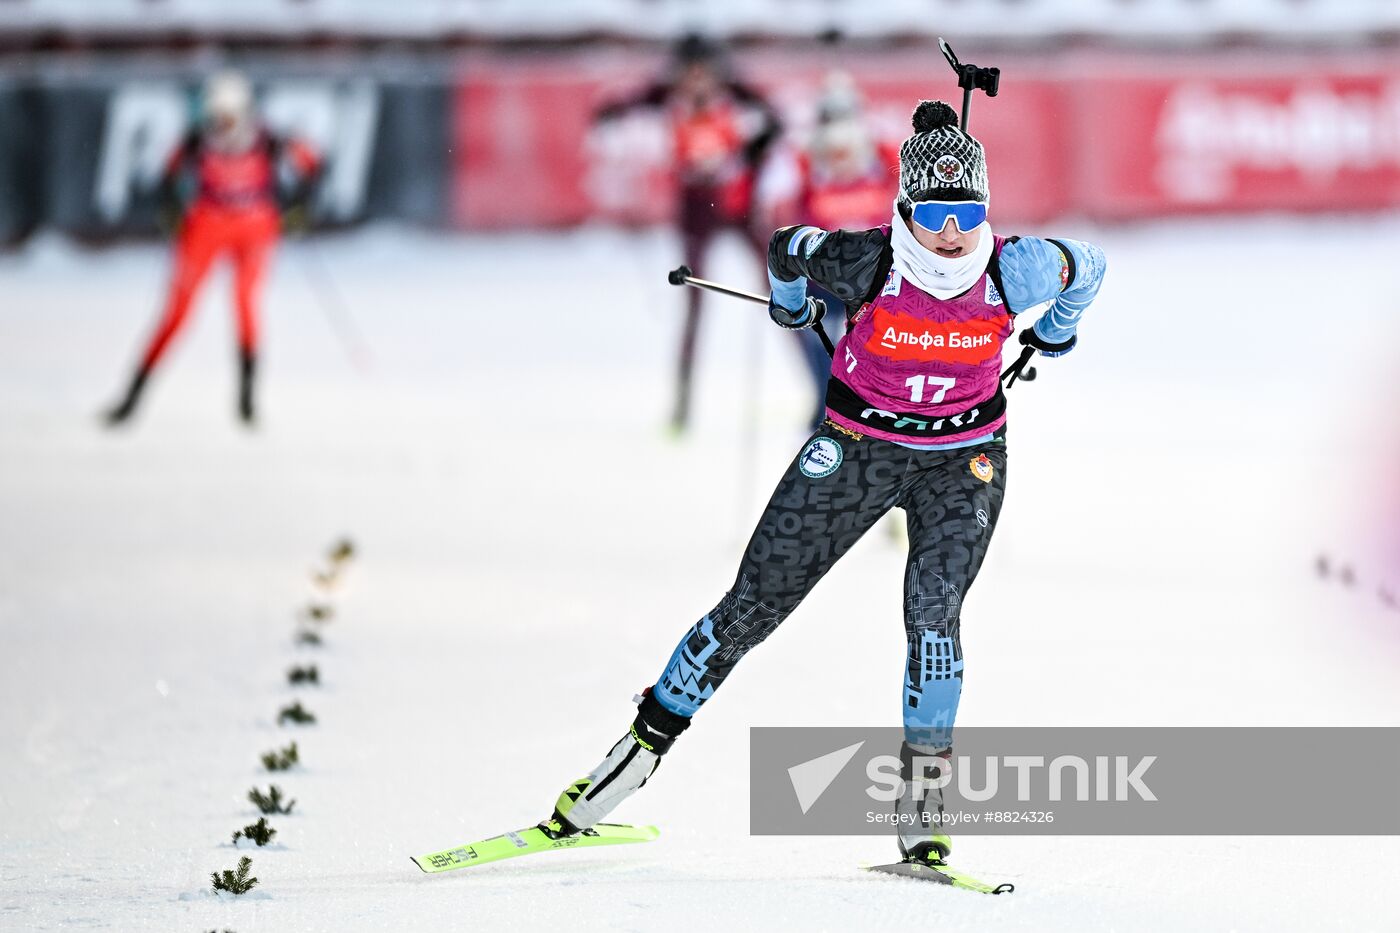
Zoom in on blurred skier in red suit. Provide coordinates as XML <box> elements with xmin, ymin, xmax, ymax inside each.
<box><xmin>757</xmin><ymin>72</ymin><xmax>900</xmax><ymax>426</ymax></box>
<box><xmin>105</xmin><ymin>70</ymin><xmax>321</xmax><ymax>427</ymax></box>
<box><xmin>593</xmin><ymin>34</ymin><xmax>783</xmax><ymax>434</ymax></box>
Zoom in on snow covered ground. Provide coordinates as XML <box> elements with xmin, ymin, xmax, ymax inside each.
<box><xmin>2</xmin><ymin>218</ymin><xmax>1399</xmax><ymax>932</ymax></box>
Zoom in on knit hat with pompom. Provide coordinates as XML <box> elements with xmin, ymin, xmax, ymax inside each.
<box><xmin>897</xmin><ymin>100</ymin><xmax>988</xmax><ymax>206</ymax></box>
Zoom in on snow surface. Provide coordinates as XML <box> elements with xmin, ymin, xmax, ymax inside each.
<box><xmin>2</xmin><ymin>219</ymin><xmax>1399</xmax><ymax>932</ymax></box>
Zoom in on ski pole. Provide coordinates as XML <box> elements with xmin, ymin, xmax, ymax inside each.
<box><xmin>667</xmin><ymin>265</ymin><xmax>836</xmax><ymax>358</ymax></box>
<box><xmin>291</xmin><ymin>235</ymin><xmax>373</xmax><ymax>374</ymax></box>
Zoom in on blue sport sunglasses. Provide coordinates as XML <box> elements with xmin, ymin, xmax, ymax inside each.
<box><xmin>909</xmin><ymin>199</ymin><xmax>988</xmax><ymax>235</ymax></box>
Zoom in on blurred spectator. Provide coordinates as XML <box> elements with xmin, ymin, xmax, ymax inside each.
<box><xmin>104</xmin><ymin>70</ymin><xmax>321</xmax><ymax>427</ymax></box>
<box><xmin>593</xmin><ymin>33</ymin><xmax>782</xmax><ymax>434</ymax></box>
<box><xmin>757</xmin><ymin>72</ymin><xmax>900</xmax><ymax>426</ymax></box>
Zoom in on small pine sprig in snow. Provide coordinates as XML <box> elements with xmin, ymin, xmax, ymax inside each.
<box><xmin>248</xmin><ymin>785</ymin><xmax>296</xmax><ymax>815</ymax></box>
<box><xmin>260</xmin><ymin>742</ymin><xmax>299</xmax><ymax>772</ymax></box>
<box><xmin>277</xmin><ymin>701</ymin><xmax>316</xmax><ymax>726</ymax></box>
<box><xmin>231</xmin><ymin>817</ymin><xmax>277</xmax><ymax>847</ymax></box>
<box><xmin>300</xmin><ymin>602</ymin><xmax>335</xmax><ymax>624</ymax></box>
<box><xmin>287</xmin><ymin>665</ymin><xmax>319</xmax><ymax>685</ymax></box>
<box><xmin>211</xmin><ymin>856</ymin><xmax>258</xmax><ymax>895</ymax></box>
<box><xmin>328</xmin><ymin>537</ymin><xmax>356</xmax><ymax>564</ymax></box>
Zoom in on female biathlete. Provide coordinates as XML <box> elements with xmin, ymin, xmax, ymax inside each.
<box><xmin>547</xmin><ymin>100</ymin><xmax>1107</xmax><ymax>869</ymax></box>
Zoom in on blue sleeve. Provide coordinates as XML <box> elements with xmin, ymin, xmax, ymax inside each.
<box><xmin>767</xmin><ymin>265</ymin><xmax>808</xmax><ymax>312</ymax></box>
<box><xmin>766</xmin><ymin>225</ymin><xmax>824</xmax><ymax>310</ymax></box>
<box><xmin>1031</xmin><ymin>238</ymin><xmax>1106</xmax><ymax>344</ymax></box>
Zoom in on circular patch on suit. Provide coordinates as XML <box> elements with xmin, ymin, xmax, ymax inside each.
<box><xmin>970</xmin><ymin>453</ymin><xmax>994</xmax><ymax>484</ymax></box>
<box><xmin>976</xmin><ymin>508</ymin><xmax>989</xmax><ymax>528</ymax></box>
<box><xmin>934</xmin><ymin>154</ymin><xmax>965</xmax><ymax>184</ymax></box>
<box><xmin>798</xmin><ymin>437</ymin><xmax>844</xmax><ymax>479</ymax></box>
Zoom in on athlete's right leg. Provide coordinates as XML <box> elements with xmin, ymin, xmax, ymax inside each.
<box><xmin>141</xmin><ymin>215</ymin><xmax>223</xmax><ymax>373</ymax></box>
<box><xmin>553</xmin><ymin>428</ymin><xmax>909</xmax><ymax>832</ymax></box>
<box><xmin>106</xmin><ymin>213</ymin><xmax>223</xmax><ymax>423</ymax></box>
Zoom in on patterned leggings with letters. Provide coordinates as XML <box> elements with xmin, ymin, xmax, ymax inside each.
<box><xmin>651</xmin><ymin>425</ymin><xmax>1008</xmax><ymax>748</ymax></box>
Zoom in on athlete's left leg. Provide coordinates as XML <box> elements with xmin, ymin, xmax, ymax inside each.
<box><xmin>553</xmin><ymin>429</ymin><xmax>908</xmax><ymax>834</ymax></box>
<box><xmin>894</xmin><ymin>438</ymin><xmax>1008</xmax><ymax>861</ymax></box>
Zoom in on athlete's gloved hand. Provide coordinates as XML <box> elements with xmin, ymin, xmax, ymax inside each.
<box><xmin>998</xmin><ymin>236</ymin><xmax>1069</xmax><ymax>313</ymax></box>
<box><xmin>766</xmin><ymin>268</ymin><xmax>826</xmax><ymax>330</ymax></box>
<box><xmin>156</xmin><ymin>203</ymin><xmax>182</xmax><ymax>237</ymax></box>
<box><xmin>280</xmin><ymin>203</ymin><xmax>310</xmax><ymax>235</ymax></box>
<box><xmin>1019</xmin><ymin>325</ymin><xmax>1076</xmax><ymax>358</ymax></box>
<box><xmin>155</xmin><ymin>179</ymin><xmax>183</xmax><ymax>237</ymax></box>
<box><xmin>769</xmin><ymin>295</ymin><xmax>826</xmax><ymax>331</ymax></box>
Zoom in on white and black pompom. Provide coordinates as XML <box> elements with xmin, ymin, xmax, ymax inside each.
<box><xmin>911</xmin><ymin>100</ymin><xmax>959</xmax><ymax>133</ymax></box>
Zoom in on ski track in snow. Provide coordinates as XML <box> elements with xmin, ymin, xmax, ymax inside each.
<box><xmin>1</xmin><ymin>219</ymin><xmax>1399</xmax><ymax>932</ymax></box>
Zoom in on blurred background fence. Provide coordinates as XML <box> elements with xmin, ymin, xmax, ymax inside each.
<box><xmin>5</xmin><ymin>0</ymin><xmax>1400</xmax><ymax>41</ymax></box>
<box><xmin>2</xmin><ymin>1</ymin><xmax>1399</xmax><ymax>243</ymax></box>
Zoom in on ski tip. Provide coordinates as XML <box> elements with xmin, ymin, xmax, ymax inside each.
<box><xmin>410</xmin><ymin>856</ymin><xmax>427</xmax><ymax>873</ymax></box>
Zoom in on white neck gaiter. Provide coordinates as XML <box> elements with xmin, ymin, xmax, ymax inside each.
<box><xmin>889</xmin><ymin>209</ymin><xmax>993</xmax><ymax>300</ymax></box>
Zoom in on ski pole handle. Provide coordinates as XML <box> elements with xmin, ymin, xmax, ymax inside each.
<box><xmin>667</xmin><ymin>265</ymin><xmax>836</xmax><ymax>358</ymax></box>
<box><xmin>999</xmin><ymin>343</ymin><xmax>1038</xmax><ymax>388</ymax></box>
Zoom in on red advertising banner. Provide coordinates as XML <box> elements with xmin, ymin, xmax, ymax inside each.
<box><xmin>1078</xmin><ymin>63</ymin><xmax>1400</xmax><ymax>218</ymax></box>
<box><xmin>452</xmin><ymin>51</ymin><xmax>1400</xmax><ymax>230</ymax></box>
<box><xmin>453</xmin><ymin>52</ymin><xmax>1072</xmax><ymax>230</ymax></box>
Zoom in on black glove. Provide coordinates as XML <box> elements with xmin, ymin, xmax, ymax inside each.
<box><xmin>1018</xmin><ymin>326</ymin><xmax>1076</xmax><ymax>357</ymax></box>
<box><xmin>280</xmin><ymin>203</ymin><xmax>311</xmax><ymax>235</ymax></box>
<box><xmin>768</xmin><ymin>296</ymin><xmax>826</xmax><ymax>331</ymax></box>
<box><xmin>155</xmin><ymin>179</ymin><xmax>183</xmax><ymax>237</ymax></box>
<box><xmin>279</xmin><ymin>177</ymin><xmax>317</xmax><ymax>235</ymax></box>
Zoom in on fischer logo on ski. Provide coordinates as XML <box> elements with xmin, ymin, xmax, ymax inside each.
<box><xmin>411</xmin><ymin>822</ymin><xmax>659</xmax><ymax>874</ymax></box>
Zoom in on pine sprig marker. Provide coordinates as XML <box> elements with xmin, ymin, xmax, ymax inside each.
<box><xmin>287</xmin><ymin>665</ymin><xmax>319</xmax><ymax>685</ymax></box>
<box><xmin>247</xmin><ymin>785</ymin><xmax>296</xmax><ymax>815</ymax></box>
<box><xmin>210</xmin><ymin>856</ymin><xmax>258</xmax><ymax>895</ymax></box>
<box><xmin>231</xmin><ymin>817</ymin><xmax>277</xmax><ymax>847</ymax></box>
<box><xmin>260</xmin><ymin>742</ymin><xmax>299</xmax><ymax>772</ymax></box>
<box><xmin>300</xmin><ymin>603</ymin><xmax>334</xmax><ymax>624</ymax></box>
<box><xmin>277</xmin><ymin>702</ymin><xmax>316</xmax><ymax>726</ymax></box>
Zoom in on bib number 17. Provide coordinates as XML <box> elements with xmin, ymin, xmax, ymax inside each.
<box><xmin>905</xmin><ymin>374</ymin><xmax>956</xmax><ymax>404</ymax></box>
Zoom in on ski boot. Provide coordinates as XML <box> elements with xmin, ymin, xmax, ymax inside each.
<box><xmin>103</xmin><ymin>367</ymin><xmax>150</xmax><ymax>427</ymax></box>
<box><xmin>871</xmin><ymin>741</ymin><xmax>1013</xmax><ymax>893</ymax></box>
<box><xmin>237</xmin><ymin>350</ymin><xmax>256</xmax><ymax>425</ymax></box>
<box><xmin>543</xmin><ymin>689</ymin><xmax>691</xmax><ymax>838</ymax></box>
<box><xmin>895</xmin><ymin>741</ymin><xmax>953</xmax><ymax>866</ymax></box>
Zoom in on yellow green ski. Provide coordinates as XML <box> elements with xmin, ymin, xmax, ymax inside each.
<box><xmin>411</xmin><ymin>822</ymin><xmax>659</xmax><ymax>874</ymax></box>
<box><xmin>863</xmin><ymin>859</ymin><xmax>1014</xmax><ymax>894</ymax></box>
